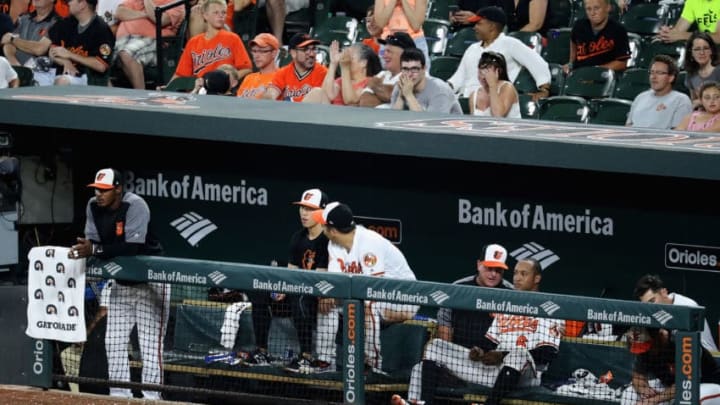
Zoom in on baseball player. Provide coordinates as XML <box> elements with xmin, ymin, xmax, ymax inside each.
<box><xmin>71</xmin><ymin>168</ymin><xmax>169</xmax><ymax>400</ymax></box>
<box><xmin>312</xmin><ymin>202</ymin><xmax>418</xmax><ymax>371</ymax></box>
<box><xmin>621</xmin><ymin>327</ymin><xmax>720</xmax><ymax>405</ymax></box>
<box><xmin>262</xmin><ymin>32</ymin><xmax>328</xmax><ymax>102</ymax></box>
<box><xmin>168</xmin><ymin>0</ymin><xmax>251</xmax><ymax>84</ymax></box>
<box><xmin>395</xmin><ymin>254</ymin><xmax>561</xmax><ymax>405</ymax></box>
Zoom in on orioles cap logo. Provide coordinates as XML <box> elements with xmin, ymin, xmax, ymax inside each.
<box><xmin>304</xmin><ymin>192</ymin><xmax>314</xmax><ymax>201</ymax></box>
<box><xmin>363</xmin><ymin>253</ymin><xmax>377</xmax><ymax>267</ymax></box>
<box><xmin>96</xmin><ymin>173</ymin><xmax>106</xmax><ymax>181</ymax></box>
<box><xmin>493</xmin><ymin>250</ymin><xmax>503</xmax><ymax>259</ymax></box>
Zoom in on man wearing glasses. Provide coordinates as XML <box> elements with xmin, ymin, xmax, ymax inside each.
<box><xmin>263</xmin><ymin>32</ymin><xmax>327</xmax><ymax>102</ymax></box>
<box><xmin>237</xmin><ymin>32</ymin><xmax>279</xmax><ymax>98</ymax></box>
<box><xmin>626</xmin><ymin>54</ymin><xmax>692</xmax><ymax>129</ymax></box>
<box><xmin>391</xmin><ymin>47</ymin><xmax>462</xmax><ymax>114</ymax></box>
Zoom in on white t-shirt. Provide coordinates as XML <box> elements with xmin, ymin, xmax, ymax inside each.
<box><xmin>671</xmin><ymin>292</ymin><xmax>718</xmax><ymax>352</ymax></box>
<box><xmin>327</xmin><ymin>225</ymin><xmax>416</xmax><ymax>280</ymax></box>
<box><xmin>0</xmin><ymin>56</ymin><xmax>18</xmax><ymax>89</ymax></box>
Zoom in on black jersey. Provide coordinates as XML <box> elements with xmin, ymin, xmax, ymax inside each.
<box><xmin>49</xmin><ymin>14</ymin><xmax>114</xmax><ymax>76</ymax></box>
<box><xmin>288</xmin><ymin>228</ymin><xmax>329</xmax><ymax>270</ymax></box>
<box><xmin>571</xmin><ymin>18</ymin><xmax>630</xmax><ymax>69</ymax></box>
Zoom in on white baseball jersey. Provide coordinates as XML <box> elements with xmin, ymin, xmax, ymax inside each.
<box><xmin>485</xmin><ymin>314</ymin><xmax>561</xmax><ymax>352</ymax></box>
<box><xmin>327</xmin><ymin>226</ymin><xmax>416</xmax><ymax>280</ymax></box>
<box><xmin>670</xmin><ymin>292</ymin><xmax>718</xmax><ymax>352</ymax></box>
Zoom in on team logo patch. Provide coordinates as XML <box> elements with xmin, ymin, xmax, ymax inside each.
<box><xmin>115</xmin><ymin>220</ymin><xmax>124</xmax><ymax>236</ymax></box>
<box><xmin>363</xmin><ymin>253</ymin><xmax>377</xmax><ymax>267</ymax></box>
<box><xmin>99</xmin><ymin>44</ymin><xmax>112</xmax><ymax>57</ymax></box>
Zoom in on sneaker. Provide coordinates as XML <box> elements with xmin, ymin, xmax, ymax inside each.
<box><xmin>242</xmin><ymin>348</ymin><xmax>273</xmax><ymax>366</ymax></box>
<box><xmin>285</xmin><ymin>356</ymin><xmax>313</xmax><ymax>374</ymax></box>
<box><xmin>311</xmin><ymin>359</ymin><xmax>333</xmax><ymax>373</ymax></box>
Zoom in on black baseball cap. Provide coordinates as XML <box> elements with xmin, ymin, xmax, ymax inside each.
<box><xmin>203</xmin><ymin>70</ymin><xmax>230</xmax><ymax>95</ymax></box>
<box><xmin>470</xmin><ymin>6</ymin><xmax>507</xmax><ymax>27</ymax></box>
<box><xmin>312</xmin><ymin>202</ymin><xmax>355</xmax><ymax>229</ymax></box>
<box><xmin>288</xmin><ymin>33</ymin><xmax>321</xmax><ymax>49</ymax></box>
<box><xmin>378</xmin><ymin>32</ymin><xmax>416</xmax><ymax>50</ymax></box>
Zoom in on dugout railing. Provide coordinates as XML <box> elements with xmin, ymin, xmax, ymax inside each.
<box><xmin>38</xmin><ymin>255</ymin><xmax>706</xmax><ymax>405</ymax></box>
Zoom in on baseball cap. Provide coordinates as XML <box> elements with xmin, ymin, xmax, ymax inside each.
<box><xmin>468</xmin><ymin>6</ymin><xmax>507</xmax><ymax>26</ymax></box>
<box><xmin>288</xmin><ymin>33</ymin><xmax>321</xmax><ymax>50</ymax></box>
<box><xmin>378</xmin><ymin>32</ymin><xmax>416</xmax><ymax>50</ymax></box>
<box><xmin>479</xmin><ymin>243</ymin><xmax>508</xmax><ymax>270</ymax></box>
<box><xmin>87</xmin><ymin>168</ymin><xmax>121</xmax><ymax>190</ymax></box>
<box><xmin>250</xmin><ymin>33</ymin><xmax>280</xmax><ymax>50</ymax></box>
<box><xmin>311</xmin><ymin>201</ymin><xmax>355</xmax><ymax>228</ymax></box>
<box><xmin>203</xmin><ymin>70</ymin><xmax>230</xmax><ymax>95</ymax></box>
<box><xmin>626</xmin><ymin>327</ymin><xmax>652</xmax><ymax>354</ymax></box>
<box><xmin>292</xmin><ymin>188</ymin><xmax>329</xmax><ymax>210</ymax></box>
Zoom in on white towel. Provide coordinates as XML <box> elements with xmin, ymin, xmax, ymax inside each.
<box><xmin>220</xmin><ymin>302</ymin><xmax>253</xmax><ymax>349</ymax></box>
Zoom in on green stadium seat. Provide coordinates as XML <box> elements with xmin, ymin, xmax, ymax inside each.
<box><xmin>12</xmin><ymin>66</ymin><xmax>35</xmax><ymax>87</ymax></box>
<box><xmin>513</xmin><ymin>67</ymin><xmax>539</xmax><ymax>94</ymax></box>
<box><xmin>355</xmin><ymin>19</ymin><xmax>370</xmax><ymax>41</ymax></box>
<box><xmin>311</xmin><ymin>15</ymin><xmax>359</xmax><ymax>47</ymax></box>
<box><xmin>674</xmin><ymin>71</ymin><xmax>690</xmax><ymax>96</ymax></box>
<box><xmin>458</xmin><ymin>96</ymin><xmax>470</xmax><ymax>114</ymax></box>
<box><xmin>429</xmin><ymin>55</ymin><xmax>460</xmax><ymax>81</ymax></box>
<box><xmin>562</xmin><ymin>66</ymin><xmax>616</xmax><ymax>99</ymax></box>
<box><xmin>165</xmin><ymin>76</ymin><xmax>197</xmax><ymax>93</ymax></box>
<box><xmin>588</xmin><ymin>98</ymin><xmax>633</xmax><ymax>126</ymax></box>
<box><xmin>612</xmin><ymin>67</ymin><xmax>649</xmax><ymax>101</ymax></box>
<box><xmin>626</xmin><ymin>32</ymin><xmax>643</xmax><ymax>68</ymax></box>
<box><xmin>507</xmin><ymin>31</ymin><xmax>543</xmax><ymax>55</ymax></box>
<box><xmin>542</xmin><ymin>28</ymin><xmax>571</xmax><ymax>65</ymax></box>
<box><xmin>619</xmin><ymin>3</ymin><xmax>668</xmax><ymax>36</ymax></box>
<box><xmin>537</xmin><ymin>96</ymin><xmax>590</xmax><ymax>123</ymax></box>
<box><xmin>549</xmin><ymin>63</ymin><xmax>566</xmax><ymax>96</ymax></box>
<box><xmin>445</xmin><ymin>26</ymin><xmax>476</xmax><ymax>57</ymax></box>
<box><xmin>636</xmin><ymin>37</ymin><xmax>685</xmax><ymax>69</ymax></box>
<box><xmin>423</xmin><ymin>18</ymin><xmax>451</xmax><ymax>56</ymax></box>
<box><xmin>519</xmin><ymin>93</ymin><xmax>539</xmax><ymax>119</ymax></box>
<box><xmin>427</xmin><ymin>0</ymin><xmax>449</xmax><ymax>21</ymax></box>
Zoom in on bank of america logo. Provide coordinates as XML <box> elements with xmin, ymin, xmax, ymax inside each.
<box><xmin>652</xmin><ymin>310</ymin><xmax>673</xmax><ymax>325</ymax></box>
<box><xmin>104</xmin><ymin>262</ymin><xmax>122</xmax><ymax>276</ymax></box>
<box><xmin>540</xmin><ymin>301</ymin><xmax>560</xmax><ymax>315</ymax></box>
<box><xmin>170</xmin><ymin>212</ymin><xmax>218</xmax><ymax>247</ymax></box>
<box><xmin>430</xmin><ymin>290</ymin><xmax>450</xmax><ymax>305</ymax></box>
<box><xmin>208</xmin><ymin>271</ymin><xmax>227</xmax><ymax>285</ymax></box>
<box><xmin>315</xmin><ymin>281</ymin><xmax>334</xmax><ymax>295</ymax></box>
<box><xmin>510</xmin><ymin>242</ymin><xmax>560</xmax><ymax>269</ymax></box>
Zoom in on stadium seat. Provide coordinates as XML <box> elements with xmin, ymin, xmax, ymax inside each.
<box><xmin>674</xmin><ymin>71</ymin><xmax>690</xmax><ymax>96</ymax></box>
<box><xmin>619</xmin><ymin>3</ymin><xmax>668</xmax><ymax>36</ymax></box>
<box><xmin>562</xmin><ymin>66</ymin><xmax>616</xmax><ymax>99</ymax></box>
<box><xmin>519</xmin><ymin>93</ymin><xmax>539</xmax><ymax>119</ymax></box>
<box><xmin>277</xmin><ymin>48</ymin><xmax>293</xmax><ymax>67</ymax></box>
<box><xmin>537</xmin><ymin>96</ymin><xmax>590</xmax><ymax>123</ymax></box>
<box><xmin>355</xmin><ymin>19</ymin><xmax>370</xmax><ymax>41</ymax></box>
<box><xmin>546</xmin><ymin>0</ymin><xmax>572</xmax><ymax>28</ymax></box>
<box><xmin>513</xmin><ymin>67</ymin><xmax>539</xmax><ymax>94</ymax></box>
<box><xmin>284</xmin><ymin>0</ymin><xmax>331</xmax><ymax>43</ymax></box>
<box><xmin>636</xmin><ymin>37</ymin><xmax>685</xmax><ymax>69</ymax></box>
<box><xmin>233</xmin><ymin>3</ymin><xmax>258</xmax><ymax>43</ymax></box>
<box><xmin>429</xmin><ymin>55</ymin><xmax>460</xmax><ymax>81</ymax></box>
<box><xmin>12</xmin><ymin>66</ymin><xmax>35</xmax><ymax>87</ymax></box>
<box><xmin>445</xmin><ymin>26</ymin><xmax>476</xmax><ymax>57</ymax></box>
<box><xmin>542</xmin><ymin>28</ymin><xmax>571</xmax><ymax>65</ymax></box>
<box><xmin>165</xmin><ymin>76</ymin><xmax>197</xmax><ymax>92</ymax></box>
<box><xmin>612</xmin><ymin>67</ymin><xmax>649</xmax><ymax>101</ymax></box>
<box><xmin>423</xmin><ymin>19</ymin><xmax>451</xmax><ymax>56</ymax></box>
<box><xmin>549</xmin><ymin>63</ymin><xmax>566</xmax><ymax>96</ymax></box>
<box><xmin>311</xmin><ymin>15</ymin><xmax>358</xmax><ymax>47</ymax></box>
<box><xmin>427</xmin><ymin>0</ymin><xmax>449</xmax><ymax>21</ymax></box>
<box><xmin>143</xmin><ymin>15</ymin><xmax>188</xmax><ymax>89</ymax></box>
<box><xmin>458</xmin><ymin>96</ymin><xmax>470</xmax><ymax>114</ymax></box>
<box><xmin>508</xmin><ymin>31</ymin><xmax>543</xmax><ymax>55</ymax></box>
<box><xmin>314</xmin><ymin>44</ymin><xmax>332</xmax><ymax>66</ymax></box>
<box><xmin>339</xmin><ymin>0</ymin><xmax>373</xmax><ymax>20</ymax></box>
<box><xmin>626</xmin><ymin>32</ymin><xmax>642</xmax><ymax>68</ymax></box>
<box><xmin>588</xmin><ymin>98</ymin><xmax>633</xmax><ymax>126</ymax></box>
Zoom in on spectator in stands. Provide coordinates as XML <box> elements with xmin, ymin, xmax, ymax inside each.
<box><xmin>374</xmin><ymin>0</ymin><xmax>430</xmax><ymax>70</ymax></box>
<box><xmin>70</xmin><ymin>168</ymin><xmax>168</xmax><ymax>400</ymax></box>
<box><xmin>620</xmin><ymin>326</ymin><xmax>720</xmax><ymax>405</ymax></box>
<box><xmin>47</xmin><ymin>0</ymin><xmax>115</xmax><ymax>85</ymax></box>
<box><xmin>392</xmin><ymin>244</ymin><xmax>515</xmax><ymax>404</ymax></box>
<box><xmin>683</xmin><ymin>32</ymin><xmax>720</xmax><ymax>109</ymax></box>
<box><xmin>236</xmin><ymin>32</ymin><xmax>278</xmax><ymax>98</ymax></box>
<box><xmin>303</xmin><ymin>41</ymin><xmax>382</xmax><ymax>106</ymax></box>
<box><xmin>655</xmin><ymin>0</ymin><xmax>720</xmax><ymax>44</ymax></box>
<box><xmin>626</xmin><ymin>54</ymin><xmax>692</xmax><ymax>130</ymax></box>
<box><xmin>565</xmin><ymin>0</ymin><xmax>630</xmax><ymax>74</ymax></box>
<box><xmin>447</xmin><ymin>6</ymin><xmax>550</xmax><ymax>100</ymax></box>
<box><xmin>97</xmin><ymin>0</ymin><xmax>123</xmax><ymax>34</ymax></box>
<box><xmin>169</xmin><ymin>0</ymin><xmax>251</xmax><ymax>85</ymax></box>
<box><xmin>313</xmin><ymin>202</ymin><xmax>418</xmax><ymax>372</ymax></box>
<box><xmin>263</xmin><ymin>32</ymin><xmax>327</xmax><ymax>102</ymax></box>
<box><xmin>283</xmin><ymin>188</ymin><xmax>332</xmax><ymax>373</ymax></box>
<box><xmin>113</xmin><ymin>0</ymin><xmax>186</xmax><ymax>89</ymax></box>
<box><xmin>450</xmin><ymin>1</ymin><xmax>500</xmax><ymax>29</ymax></box>
<box><xmin>258</xmin><ymin>0</ymin><xmax>308</xmax><ymax>46</ymax></box>
<box><xmin>358</xmin><ymin>31</ymin><xmax>415</xmax><ymax>108</ymax></box>
<box><xmin>188</xmin><ymin>0</ymin><xmax>251</xmax><ymax>38</ymax></box>
<box><xmin>362</xmin><ymin>5</ymin><xmax>381</xmax><ymax>56</ymax></box>
<box><xmin>1</xmin><ymin>0</ymin><xmax>60</xmax><ymax>86</ymax></box>
<box><xmin>632</xmin><ymin>274</ymin><xmax>718</xmax><ymax>352</ymax></box>
<box><xmin>217</xmin><ymin>63</ymin><xmax>240</xmax><ymax>94</ymax></box>
<box><xmin>392</xmin><ymin>47</ymin><xmax>462</xmax><ymax>114</ymax></box>
<box><xmin>0</xmin><ymin>55</ymin><xmax>18</xmax><ymax>87</ymax></box>
<box><xmin>191</xmin><ymin>68</ymin><xmax>232</xmax><ymax>94</ymax></box>
<box><xmin>676</xmin><ymin>81</ymin><xmax>720</xmax><ymax>132</ymax></box>
<box><xmin>500</xmin><ymin>0</ymin><xmax>551</xmax><ymax>37</ymax></box>
<box><xmin>468</xmin><ymin>51</ymin><xmax>521</xmax><ymax>118</ymax></box>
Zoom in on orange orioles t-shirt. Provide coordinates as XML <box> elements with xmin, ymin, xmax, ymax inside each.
<box><xmin>175</xmin><ymin>29</ymin><xmax>251</xmax><ymax>77</ymax></box>
<box><xmin>268</xmin><ymin>62</ymin><xmax>328</xmax><ymax>102</ymax></box>
<box><xmin>236</xmin><ymin>70</ymin><xmax>276</xmax><ymax>98</ymax></box>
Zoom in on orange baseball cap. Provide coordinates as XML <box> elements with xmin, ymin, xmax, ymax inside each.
<box><xmin>250</xmin><ymin>33</ymin><xmax>279</xmax><ymax>50</ymax></box>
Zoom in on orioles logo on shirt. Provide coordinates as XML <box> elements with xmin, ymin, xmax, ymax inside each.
<box><xmin>99</xmin><ymin>44</ymin><xmax>112</xmax><ymax>57</ymax></box>
<box><xmin>363</xmin><ymin>253</ymin><xmax>377</xmax><ymax>267</ymax></box>
<box><xmin>495</xmin><ymin>314</ymin><xmax>539</xmax><ymax>334</ymax></box>
<box><xmin>337</xmin><ymin>259</ymin><xmax>362</xmax><ymax>274</ymax></box>
<box><xmin>302</xmin><ymin>250</ymin><xmax>316</xmax><ymax>270</ymax></box>
<box><xmin>115</xmin><ymin>220</ymin><xmax>124</xmax><ymax>236</ymax></box>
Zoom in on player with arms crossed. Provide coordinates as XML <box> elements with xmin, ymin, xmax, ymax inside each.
<box><xmin>312</xmin><ymin>202</ymin><xmax>418</xmax><ymax>372</ymax></box>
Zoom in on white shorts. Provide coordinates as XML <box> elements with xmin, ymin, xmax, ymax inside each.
<box><xmin>257</xmin><ymin>0</ymin><xmax>309</xmax><ymax>14</ymax></box>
